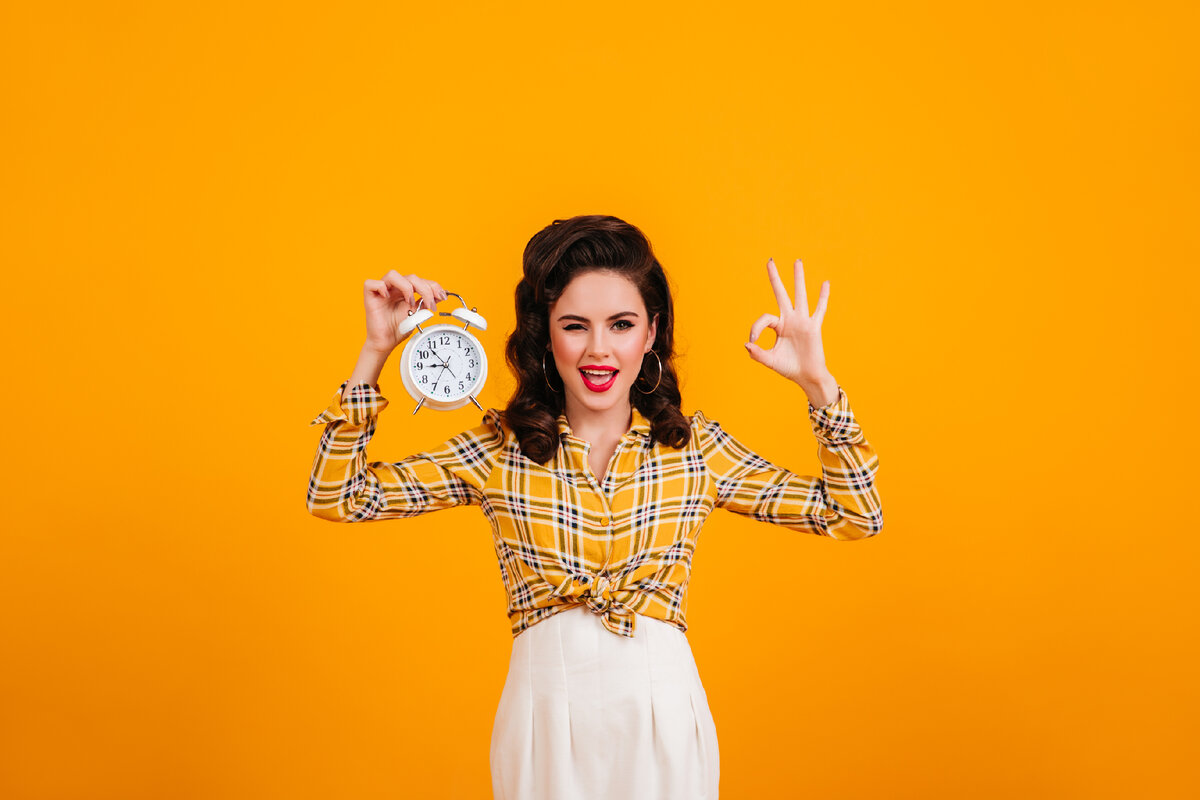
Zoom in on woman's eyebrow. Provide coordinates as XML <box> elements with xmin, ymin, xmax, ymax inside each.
<box><xmin>556</xmin><ymin>311</ymin><xmax>639</xmax><ymax>322</ymax></box>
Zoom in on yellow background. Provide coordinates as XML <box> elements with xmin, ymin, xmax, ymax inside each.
<box><xmin>3</xmin><ymin>1</ymin><xmax>1197</xmax><ymax>797</ymax></box>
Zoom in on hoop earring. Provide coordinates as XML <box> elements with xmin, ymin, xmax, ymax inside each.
<box><xmin>542</xmin><ymin>350</ymin><xmax>562</xmax><ymax>393</ymax></box>
<box><xmin>634</xmin><ymin>350</ymin><xmax>663</xmax><ymax>394</ymax></box>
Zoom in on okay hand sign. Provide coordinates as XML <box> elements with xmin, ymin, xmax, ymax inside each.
<box><xmin>744</xmin><ymin>258</ymin><xmax>831</xmax><ymax>385</ymax></box>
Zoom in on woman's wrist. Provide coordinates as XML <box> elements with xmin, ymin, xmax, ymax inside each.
<box><xmin>347</xmin><ymin>342</ymin><xmax>392</xmax><ymax>390</ymax></box>
<box><xmin>797</xmin><ymin>372</ymin><xmax>839</xmax><ymax>409</ymax></box>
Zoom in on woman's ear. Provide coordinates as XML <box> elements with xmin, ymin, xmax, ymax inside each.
<box><xmin>645</xmin><ymin>313</ymin><xmax>658</xmax><ymax>352</ymax></box>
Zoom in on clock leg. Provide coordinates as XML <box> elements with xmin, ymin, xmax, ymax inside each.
<box><xmin>468</xmin><ymin>395</ymin><xmax>483</xmax><ymax>411</ymax></box>
<box><xmin>411</xmin><ymin>397</ymin><xmax>426</xmax><ymax>415</ymax></box>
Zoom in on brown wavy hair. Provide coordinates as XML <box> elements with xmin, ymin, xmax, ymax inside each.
<box><xmin>502</xmin><ymin>214</ymin><xmax>690</xmax><ymax>463</ymax></box>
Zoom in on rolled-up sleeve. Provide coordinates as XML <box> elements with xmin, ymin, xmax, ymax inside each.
<box><xmin>306</xmin><ymin>381</ymin><xmax>504</xmax><ymax>522</ymax></box>
<box><xmin>696</xmin><ymin>386</ymin><xmax>883</xmax><ymax>540</ymax></box>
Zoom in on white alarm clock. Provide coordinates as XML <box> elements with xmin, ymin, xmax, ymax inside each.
<box><xmin>395</xmin><ymin>292</ymin><xmax>489</xmax><ymax>415</ymax></box>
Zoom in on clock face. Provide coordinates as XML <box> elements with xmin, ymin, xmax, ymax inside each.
<box><xmin>405</xmin><ymin>325</ymin><xmax>487</xmax><ymax>402</ymax></box>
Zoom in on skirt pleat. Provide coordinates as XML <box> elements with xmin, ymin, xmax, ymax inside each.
<box><xmin>489</xmin><ymin>607</ymin><xmax>719</xmax><ymax>799</ymax></box>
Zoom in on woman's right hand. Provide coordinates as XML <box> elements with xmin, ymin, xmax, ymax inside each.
<box><xmin>362</xmin><ymin>271</ymin><xmax>448</xmax><ymax>354</ymax></box>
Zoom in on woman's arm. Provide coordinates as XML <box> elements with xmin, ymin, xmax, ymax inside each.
<box><xmin>796</xmin><ymin>371</ymin><xmax>840</xmax><ymax>411</ymax></box>
<box><xmin>697</xmin><ymin>386</ymin><xmax>882</xmax><ymax>540</ymax></box>
<box><xmin>305</xmin><ymin>271</ymin><xmax>502</xmax><ymax>522</ymax></box>
<box><xmin>714</xmin><ymin>256</ymin><xmax>881</xmax><ymax>538</ymax></box>
<box><xmin>305</xmin><ymin>379</ymin><xmax>504</xmax><ymax>522</ymax></box>
<box><xmin>345</xmin><ymin>342</ymin><xmax>390</xmax><ymax>392</ymax></box>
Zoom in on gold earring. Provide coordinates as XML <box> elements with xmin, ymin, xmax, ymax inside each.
<box><xmin>634</xmin><ymin>351</ymin><xmax>662</xmax><ymax>394</ymax></box>
<box><xmin>542</xmin><ymin>350</ymin><xmax>562</xmax><ymax>393</ymax></box>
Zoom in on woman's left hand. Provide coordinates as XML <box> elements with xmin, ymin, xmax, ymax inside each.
<box><xmin>745</xmin><ymin>258</ymin><xmax>833</xmax><ymax>386</ymax></box>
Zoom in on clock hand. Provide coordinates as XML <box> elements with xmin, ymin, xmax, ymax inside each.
<box><xmin>435</xmin><ymin>351</ymin><xmax>458</xmax><ymax>378</ymax></box>
<box><xmin>430</xmin><ymin>361</ymin><xmax>449</xmax><ymax>392</ymax></box>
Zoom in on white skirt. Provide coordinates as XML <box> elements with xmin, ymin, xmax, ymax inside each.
<box><xmin>489</xmin><ymin>605</ymin><xmax>720</xmax><ymax>799</ymax></box>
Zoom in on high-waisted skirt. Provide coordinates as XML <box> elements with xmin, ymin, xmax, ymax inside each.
<box><xmin>489</xmin><ymin>605</ymin><xmax>720</xmax><ymax>799</ymax></box>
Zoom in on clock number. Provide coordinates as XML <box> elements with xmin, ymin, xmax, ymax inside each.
<box><xmin>407</xmin><ymin>328</ymin><xmax>484</xmax><ymax>402</ymax></box>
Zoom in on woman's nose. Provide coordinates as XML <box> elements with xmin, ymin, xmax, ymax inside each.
<box><xmin>587</xmin><ymin>330</ymin><xmax>610</xmax><ymax>357</ymax></box>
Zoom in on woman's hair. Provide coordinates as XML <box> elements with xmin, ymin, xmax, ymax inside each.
<box><xmin>503</xmin><ymin>214</ymin><xmax>690</xmax><ymax>463</ymax></box>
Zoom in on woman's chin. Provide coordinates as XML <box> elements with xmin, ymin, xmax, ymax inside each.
<box><xmin>567</xmin><ymin>382</ymin><xmax>630</xmax><ymax>410</ymax></box>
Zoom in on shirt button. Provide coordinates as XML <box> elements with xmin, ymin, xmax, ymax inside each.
<box><xmin>600</xmin><ymin>517</ymin><xmax>610</xmax><ymax>526</ymax></box>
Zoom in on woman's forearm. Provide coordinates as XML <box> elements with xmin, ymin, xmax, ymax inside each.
<box><xmin>797</xmin><ymin>371</ymin><xmax>840</xmax><ymax>409</ymax></box>
<box><xmin>347</xmin><ymin>342</ymin><xmax>392</xmax><ymax>390</ymax></box>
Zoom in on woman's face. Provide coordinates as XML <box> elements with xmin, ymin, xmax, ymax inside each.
<box><xmin>547</xmin><ymin>270</ymin><xmax>658</xmax><ymax>418</ymax></box>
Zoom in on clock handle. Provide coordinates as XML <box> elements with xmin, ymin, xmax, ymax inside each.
<box><xmin>440</xmin><ymin>292</ymin><xmax>488</xmax><ymax>331</ymax></box>
<box><xmin>397</xmin><ymin>308</ymin><xmax>434</xmax><ymax>337</ymax></box>
<box><xmin>449</xmin><ymin>307</ymin><xmax>488</xmax><ymax>330</ymax></box>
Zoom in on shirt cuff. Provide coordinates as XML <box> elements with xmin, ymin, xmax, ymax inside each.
<box><xmin>807</xmin><ymin>385</ymin><xmax>864</xmax><ymax>444</ymax></box>
<box><xmin>309</xmin><ymin>381</ymin><xmax>390</xmax><ymax>427</ymax></box>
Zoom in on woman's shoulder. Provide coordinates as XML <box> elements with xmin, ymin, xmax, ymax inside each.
<box><xmin>432</xmin><ymin>407</ymin><xmax>511</xmax><ymax>453</ymax></box>
<box><xmin>686</xmin><ymin>409</ymin><xmax>722</xmax><ymax>433</ymax></box>
<box><xmin>682</xmin><ymin>409</ymin><xmax>741</xmax><ymax>451</ymax></box>
<box><xmin>670</xmin><ymin>409</ymin><xmax>720</xmax><ymax>450</ymax></box>
<box><xmin>481</xmin><ymin>407</ymin><xmax>512</xmax><ymax>439</ymax></box>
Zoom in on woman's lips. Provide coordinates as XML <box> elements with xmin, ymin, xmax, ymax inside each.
<box><xmin>580</xmin><ymin>370</ymin><xmax>618</xmax><ymax>392</ymax></box>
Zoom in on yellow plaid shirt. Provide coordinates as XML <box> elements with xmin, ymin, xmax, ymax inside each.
<box><xmin>307</xmin><ymin>381</ymin><xmax>882</xmax><ymax>639</ymax></box>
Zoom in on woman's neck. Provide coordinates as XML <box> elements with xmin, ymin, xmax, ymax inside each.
<box><xmin>563</xmin><ymin>399</ymin><xmax>632</xmax><ymax>445</ymax></box>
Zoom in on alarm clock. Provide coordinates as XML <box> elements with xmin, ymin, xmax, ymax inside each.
<box><xmin>395</xmin><ymin>292</ymin><xmax>489</xmax><ymax>415</ymax></box>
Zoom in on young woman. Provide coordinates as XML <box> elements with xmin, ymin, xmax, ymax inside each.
<box><xmin>307</xmin><ymin>215</ymin><xmax>883</xmax><ymax>799</ymax></box>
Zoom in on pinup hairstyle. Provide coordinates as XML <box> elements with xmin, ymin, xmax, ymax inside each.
<box><xmin>503</xmin><ymin>214</ymin><xmax>690</xmax><ymax>463</ymax></box>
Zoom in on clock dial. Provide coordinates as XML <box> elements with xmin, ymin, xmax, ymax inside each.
<box><xmin>407</xmin><ymin>326</ymin><xmax>485</xmax><ymax>402</ymax></box>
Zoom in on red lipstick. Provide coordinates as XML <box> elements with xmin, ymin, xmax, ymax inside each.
<box><xmin>579</xmin><ymin>365</ymin><xmax>618</xmax><ymax>392</ymax></box>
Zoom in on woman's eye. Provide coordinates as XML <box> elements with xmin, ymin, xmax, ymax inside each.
<box><xmin>563</xmin><ymin>321</ymin><xmax>633</xmax><ymax>331</ymax></box>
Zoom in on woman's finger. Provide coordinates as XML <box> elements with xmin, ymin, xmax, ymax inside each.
<box><xmin>407</xmin><ymin>275</ymin><xmax>439</xmax><ymax>310</ymax></box>
<box><xmin>793</xmin><ymin>259</ymin><xmax>809</xmax><ymax>316</ymax></box>
<box><xmin>748</xmin><ymin>312</ymin><xmax>781</xmax><ymax>344</ymax></box>
<box><xmin>812</xmin><ymin>280</ymin><xmax>830</xmax><ymax>325</ymax></box>
<box><xmin>744</xmin><ymin>339</ymin><xmax>773</xmax><ymax>365</ymax></box>
<box><xmin>366</xmin><ymin>278</ymin><xmax>401</xmax><ymax>304</ymax></box>
<box><xmin>382</xmin><ymin>271</ymin><xmax>416</xmax><ymax>307</ymax></box>
<box><xmin>766</xmin><ymin>259</ymin><xmax>793</xmax><ymax>313</ymax></box>
<box><xmin>428</xmin><ymin>281</ymin><xmax>448</xmax><ymax>301</ymax></box>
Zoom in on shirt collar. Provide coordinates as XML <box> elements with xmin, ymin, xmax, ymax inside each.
<box><xmin>556</xmin><ymin>406</ymin><xmax>652</xmax><ymax>441</ymax></box>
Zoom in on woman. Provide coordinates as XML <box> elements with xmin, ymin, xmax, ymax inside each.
<box><xmin>307</xmin><ymin>215</ymin><xmax>883</xmax><ymax>799</ymax></box>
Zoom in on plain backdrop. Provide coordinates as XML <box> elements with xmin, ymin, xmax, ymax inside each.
<box><xmin>2</xmin><ymin>2</ymin><xmax>1197</xmax><ymax>798</ymax></box>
